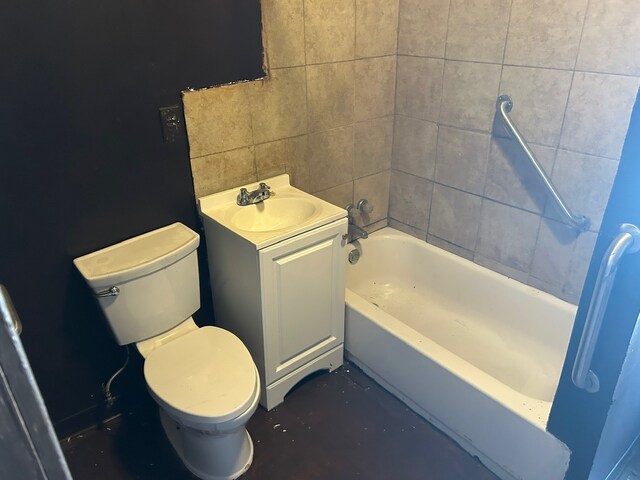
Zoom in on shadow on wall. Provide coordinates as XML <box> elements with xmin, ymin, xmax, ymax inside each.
<box><xmin>490</xmin><ymin>114</ymin><xmax>551</xmax><ymax>218</ymax></box>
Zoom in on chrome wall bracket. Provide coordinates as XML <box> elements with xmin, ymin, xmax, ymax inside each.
<box><xmin>497</xmin><ymin>94</ymin><xmax>513</xmax><ymax>113</ymax></box>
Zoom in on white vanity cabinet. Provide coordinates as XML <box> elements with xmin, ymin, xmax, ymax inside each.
<box><xmin>259</xmin><ymin>220</ymin><xmax>346</xmax><ymax>391</ymax></box>
<box><xmin>198</xmin><ymin>175</ymin><xmax>347</xmax><ymax>410</ymax></box>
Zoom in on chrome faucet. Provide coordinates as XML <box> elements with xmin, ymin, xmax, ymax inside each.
<box><xmin>345</xmin><ymin>203</ymin><xmax>368</xmax><ymax>242</ymax></box>
<box><xmin>237</xmin><ymin>182</ymin><xmax>273</xmax><ymax>206</ymax></box>
<box><xmin>348</xmin><ymin>223</ymin><xmax>369</xmax><ymax>242</ymax></box>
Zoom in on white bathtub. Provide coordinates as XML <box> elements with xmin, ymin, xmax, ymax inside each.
<box><xmin>345</xmin><ymin>228</ymin><xmax>576</xmax><ymax>480</ymax></box>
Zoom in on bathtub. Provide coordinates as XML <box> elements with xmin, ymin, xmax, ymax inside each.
<box><xmin>344</xmin><ymin>228</ymin><xmax>575</xmax><ymax>480</ymax></box>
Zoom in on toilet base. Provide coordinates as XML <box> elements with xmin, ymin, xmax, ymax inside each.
<box><xmin>159</xmin><ymin>409</ymin><xmax>254</xmax><ymax>480</ymax></box>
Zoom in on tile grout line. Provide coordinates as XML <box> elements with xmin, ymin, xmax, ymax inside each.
<box><xmin>389</xmin><ymin>0</ymin><xmax>402</xmax><ymax>221</ymax></box>
<box><xmin>553</xmin><ymin>0</ymin><xmax>590</xmax><ymax>167</ymax></box>
<box><xmin>386</xmin><ymin>54</ymin><xmax>640</xmax><ymax>80</ymax></box>
<box><xmin>351</xmin><ymin>0</ymin><xmax>357</xmax><ymax>193</ymax></box>
<box><xmin>426</xmin><ymin>0</ymin><xmax>453</xmax><ymax>243</ymax></box>
<box><xmin>543</xmin><ymin>1</ymin><xmax>592</xmax><ymax>255</ymax></box>
<box><xmin>486</xmin><ymin>0</ymin><xmax>515</xmax><ymax>203</ymax></box>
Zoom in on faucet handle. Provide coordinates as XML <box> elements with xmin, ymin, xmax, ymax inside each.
<box><xmin>259</xmin><ymin>182</ymin><xmax>273</xmax><ymax>199</ymax></box>
<box><xmin>237</xmin><ymin>187</ymin><xmax>250</xmax><ymax>206</ymax></box>
<box><xmin>357</xmin><ymin>198</ymin><xmax>373</xmax><ymax>214</ymax></box>
<box><xmin>345</xmin><ymin>203</ymin><xmax>357</xmax><ymax>222</ymax></box>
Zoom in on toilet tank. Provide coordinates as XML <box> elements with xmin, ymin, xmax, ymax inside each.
<box><xmin>73</xmin><ymin>223</ymin><xmax>201</xmax><ymax>345</ymax></box>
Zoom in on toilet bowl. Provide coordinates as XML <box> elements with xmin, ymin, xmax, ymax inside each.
<box><xmin>142</xmin><ymin>323</ymin><xmax>260</xmax><ymax>480</ymax></box>
<box><xmin>73</xmin><ymin>223</ymin><xmax>259</xmax><ymax>480</ymax></box>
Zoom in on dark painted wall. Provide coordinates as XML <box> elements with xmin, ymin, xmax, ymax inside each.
<box><xmin>549</xmin><ymin>89</ymin><xmax>640</xmax><ymax>479</ymax></box>
<box><xmin>0</xmin><ymin>0</ymin><xmax>264</xmax><ymax>436</ymax></box>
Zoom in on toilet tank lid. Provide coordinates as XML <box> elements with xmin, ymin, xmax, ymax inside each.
<box><xmin>73</xmin><ymin>222</ymin><xmax>200</xmax><ymax>287</ymax></box>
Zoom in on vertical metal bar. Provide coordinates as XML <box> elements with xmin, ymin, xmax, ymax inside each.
<box><xmin>0</xmin><ymin>285</ymin><xmax>72</xmax><ymax>479</ymax></box>
<box><xmin>0</xmin><ymin>287</ymin><xmax>22</xmax><ymax>335</ymax></box>
<box><xmin>572</xmin><ymin>224</ymin><xmax>640</xmax><ymax>392</ymax></box>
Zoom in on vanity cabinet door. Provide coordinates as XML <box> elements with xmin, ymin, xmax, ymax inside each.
<box><xmin>259</xmin><ymin>218</ymin><xmax>347</xmax><ymax>385</ymax></box>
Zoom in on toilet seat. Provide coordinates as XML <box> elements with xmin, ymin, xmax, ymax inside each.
<box><xmin>144</xmin><ymin>326</ymin><xmax>258</xmax><ymax>423</ymax></box>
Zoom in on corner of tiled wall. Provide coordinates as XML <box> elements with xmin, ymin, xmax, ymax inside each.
<box><xmin>390</xmin><ymin>0</ymin><xmax>640</xmax><ymax>304</ymax></box>
<box><xmin>183</xmin><ymin>0</ymin><xmax>640</xmax><ymax>305</ymax></box>
<box><xmin>183</xmin><ymin>0</ymin><xmax>400</xmax><ymax>233</ymax></box>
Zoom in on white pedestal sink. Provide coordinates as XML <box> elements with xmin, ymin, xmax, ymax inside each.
<box><xmin>198</xmin><ymin>175</ymin><xmax>348</xmax><ymax>409</ymax></box>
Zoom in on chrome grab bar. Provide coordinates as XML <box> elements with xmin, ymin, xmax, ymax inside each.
<box><xmin>572</xmin><ymin>224</ymin><xmax>640</xmax><ymax>392</ymax></box>
<box><xmin>0</xmin><ymin>284</ymin><xmax>22</xmax><ymax>336</ymax></box>
<box><xmin>496</xmin><ymin>95</ymin><xmax>590</xmax><ymax>232</ymax></box>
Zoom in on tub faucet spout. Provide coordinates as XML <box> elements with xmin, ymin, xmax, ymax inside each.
<box><xmin>348</xmin><ymin>223</ymin><xmax>369</xmax><ymax>242</ymax></box>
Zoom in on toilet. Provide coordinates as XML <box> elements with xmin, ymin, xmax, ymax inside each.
<box><xmin>73</xmin><ymin>222</ymin><xmax>259</xmax><ymax>480</ymax></box>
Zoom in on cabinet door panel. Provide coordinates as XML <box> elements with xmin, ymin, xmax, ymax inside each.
<box><xmin>260</xmin><ymin>219</ymin><xmax>346</xmax><ymax>385</ymax></box>
<box><xmin>273</xmin><ymin>237</ymin><xmax>336</xmax><ymax>363</ymax></box>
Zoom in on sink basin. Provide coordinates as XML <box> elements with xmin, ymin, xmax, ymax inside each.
<box><xmin>230</xmin><ymin>197</ymin><xmax>319</xmax><ymax>233</ymax></box>
<box><xmin>198</xmin><ymin>174</ymin><xmax>347</xmax><ymax>249</ymax></box>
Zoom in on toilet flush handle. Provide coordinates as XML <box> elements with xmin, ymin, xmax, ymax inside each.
<box><xmin>95</xmin><ymin>286</ymin><xmax>120</xmax><ymax>298</ymax></box>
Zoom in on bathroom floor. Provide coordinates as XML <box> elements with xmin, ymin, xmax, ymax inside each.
<box><xmin>61</xmin><ymin>361</ymin><xmax>499</xmax><ymax>480</ymax></box>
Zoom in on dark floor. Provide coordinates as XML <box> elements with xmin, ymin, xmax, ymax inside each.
<box><xmin>61</xmin><ymin>362</ymin><xmax>499</xmax><ymax>480</ymax></box>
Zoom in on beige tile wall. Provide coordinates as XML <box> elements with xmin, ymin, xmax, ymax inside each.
<box><xmin>391</xmin><ymin>0</ymin><xmax>640</xmax><ymax>304</ymax></box>
<box><xmin>183</xmin><ymin>0</ymin><xmax>399</xmax><ymax>232</ymax></box>
<box><xmin>183</xmin><ymin>0</ymin><xmax>640</xmax><ymax>305</ymax></box>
